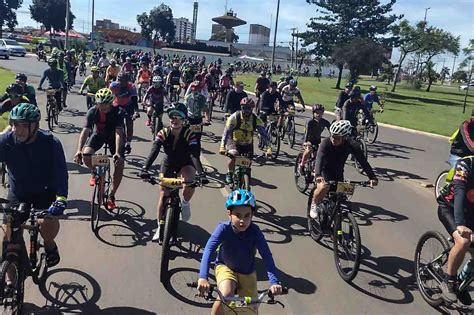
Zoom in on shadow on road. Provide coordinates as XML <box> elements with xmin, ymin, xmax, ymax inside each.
<box><xmin>51</xmin><ymin>122</ymin><xmax>82</xmax><ymax>135</ymax></box>
<box><xmin>374</xmin><ymin>166</ymin><xmax>428</xmax><ymax>182</ymax></box>
<box><xmin>350</xmin><ymin>201</ymin><xmax>409</xmax><ymax>226</ymax></box>
<box><xmin>367</xmin><ymin>140</ymin><xmax>424</xmax><ymax>160</ymax></box>
<box><xmin>23</xmin><ymin>267</ymin><xmax>155</xmax><ymax>314</ymax></box>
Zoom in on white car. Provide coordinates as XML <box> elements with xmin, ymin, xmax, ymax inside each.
<box><xmin>460</xmin><ymin>82</ymin><xmax>474</xmax><ymax>90</ymax></box>
<box><xmin>0</xmin><ymin>41</ymin><xmax>9</xmax><ymax>59</ymax></box>
<box><xmin>0</xmin><ymin>39</ymin><xmax>26</xmax><ymax>57</ymax></box>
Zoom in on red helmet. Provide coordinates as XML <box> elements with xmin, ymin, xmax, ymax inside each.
<box><xmin>240</xmin><ymin>97</ymin><xmax>255</xmax><ymax>108</ymax></box>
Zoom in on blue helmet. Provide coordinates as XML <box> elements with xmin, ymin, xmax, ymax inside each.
<box><xmin>226</xmin><ymin>189</ymin><xmax>256</xmax><ymax>211</ymax></box>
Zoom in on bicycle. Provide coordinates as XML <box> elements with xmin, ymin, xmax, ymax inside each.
<box><xmin>263</xmin><ymin>113</ymin><xmax>281</xmax><ymax>160</ymax></box>
<box><xmin>138</xmin><ymin>82</ymin><xmax>150</xmax><ymax>107</ymax></box>
<box><xmin>414</xmin><ymin>230</ymin><xmax>473</xmax><ymax>307</ymax></box>
<box><xmin>435</xmin><ymin>162</ymin><xmax>453</xmax><ymax>199</ymax></box>
<box><xmin>170</xmin><ymin>84</ymin><xmax>181</xmax><ymax>103</ymax></box>
<box><xmin>0</xmin><ymin>199</ymin><xmax>53</xmax><ymax>314</ymax></box>
<box><xmin>294</xmin><ymin>144</ymin><xmax>317</xmax><ymax>193</ymax></box>
<box><xmin>348</xmin><ymin>127</ymin><xmax>368</xmax><ymax>175</ymax></box>
<box><xmin>148</xmin><ymin>102</ymin><xmax>166</xmax><ymax>141</ymax></box>
<box><xmin>280</xmin><ymin>106</ymin><xmax>297</xmax><ymax>148</ymax></box>
<box><xmin>88</xmin><ymin>145</ymin><xmax>113</xmax><ymax>233</ymax></box>
<box><xmin>45</xmin><ymin>89</ymin><xmax>61</xmax><ymax>131</ymax></box>
<box><xmin>307</xmin><ymin>180</ymin><xmax>371</xmax><ymax>282</ymax></box>
<box><xmin>85</xmin><ymin>92</ymin><xmax>96</xmax><ymax>110</ymax></box>
<box><xmin>219</xmin><ymin>87</ymin><xmax>231</xmax><ymax>110</ymax></box>
<box><xmin>187</xmin><ymin>281</ymin><xmax>288</xmax><ymax>314</ymax></box>
<box><xmin>356</xmin><ymin>108</ymin><xmax>382</xmax><ymax>144</ymax></box>
<box><xmin>227</xmin><ymin>152</ymin><xmax>253</xmax><ymax>191</ymax></box>
<box><xmin>79</xmin><ymin>61</ymin><xmax>86</xmax><ymax>77</ymax></box>
<box><xmin>142</xmin><ymin>175</ymin><xmax>198</xmax><ymax>285</ymax></box>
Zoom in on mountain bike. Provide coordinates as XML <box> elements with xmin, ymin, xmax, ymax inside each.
<box><xmin>435</xmin><ymin>161</ymin><xmax>454</xmax><ymax>198</ymax></box>
<box><xmin>264</xmin><ymin>113</ymin><xmax>281</xmax><ymax>160</ymax></box>
<box><xmin>170</xmin><ymin>84</ymin><xmax>181</xmax><ymax>103</ymax></box>
<box><xmin>143</xmin><ymin>175</ymin><xmax>198</xmax><ymax>286</ymax></box>
<box><xmin>0</xmin><ymin>199</ymin><xmax>55</xmax><ymax>314</ymax></box>
<box><xmin>88</xmin><ymin>145</ymin><xmax>113</xmax><ymax>233</ymax></box>
<box><xmin>294</xmin><ymin>144</ymin><xmax>317</xmax><ymax>193</ymax></box>
<box><xmin>219</xmin><ymin>87</ymin><xmax>232</xmax><ymax>110</ymax></box>
<box><xmin>348</xmin><ymin>128</ymin><xmax>368</xmax><ymax>175</ymax></box>
<box><xmin>187</xmin><ymin>282</ymin><xmax>288</xmax><ymax>314</ymax></box>
<box><xmin>79</xmin><ymin>61</ymin><xmax>86</xmax><ymax>77</ymax></box>
<box><xmin>148</xmin><ymin>102</ymin><xmax>167</xmax><ymax>141</ymax></box>
<box><xmin>357</xmin><ymin>108</ymin><xmax>382</xmax><ymax>144</ymax></box>
<box><xmin>307</xmin><ymin>180</ymin><xmax>371</xmax><ymax>282</ymax></box>
<box><xmin>45</xmin><ymin>89</ymin><xmax>61</xmax><ymax>131</ymax></box>
<box><xmin>414</xmin><ymin>231</ymin><xmax>473</xmax><ymax>307</ymax></box>
<box><xmin>85</xmin><ymin>92</ymin><xmax>96</xmax><ymax>110</ymax></box>
<box><xmin>280</xmin><ymin>106</ymin><xmax>297</xmax><ymax>148</ymax></box>
<box><xmin>138</xmin><ymin>82</ymin><xmax>150</xmax><ymax>107</ymax></box>
<box><xmin>227</xmin><ymin>153</ymin><xmax>253</xmax><ymax>191</ymax></box>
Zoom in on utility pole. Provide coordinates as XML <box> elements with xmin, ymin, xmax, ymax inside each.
<box><xmin>450</xmin><ymin>54</ymin><xmax>457</xmax><ymax>84</ymax></box>
<box><xmin>295</xmin><ymin>29</ymin><xmax>299</xmax><ymax>70</ymax></box>
<box><xmin>91</xmin><ymin>0</ymin><xmax>95</xmax><ymax>39</ymax></box>
<box><xmin>462</xmin><ymin>57</ymin><xmax>473</xmax><ymax>114</ymax></box>
<box><xmin>290</xmin><ymin>27</ymin><xmax>297</xmax><ymax>68</ymax></box>
<box><xmin>270</xmin><ymin>0</ymin><xmax>280</xmax><ymax>75</ymax></box>
<box><xmin>416</xmin><ymin>7</ymin><xmax>431</xmax><ymax>76</ymax></box>
<box><xmin>65</xmin><ymin>0</ymin><xmax>70</xmax><ymax>50</ymax></box>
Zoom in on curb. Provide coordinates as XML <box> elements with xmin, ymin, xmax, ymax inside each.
<box><xmin>244</xmin><ymin>89</ymin><xmax>449</xmax><ymax>140</ymax></box>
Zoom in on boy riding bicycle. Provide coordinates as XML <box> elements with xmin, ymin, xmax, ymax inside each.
<box><xmin>198</xmin><ymin>189</ymin><xmax>283</xmax><ymax>315</ymax></box>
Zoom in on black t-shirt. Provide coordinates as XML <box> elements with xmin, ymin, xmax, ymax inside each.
<box><xmin>304</xmin><ymin>118</ymin><xmax>331</xmax><ymax>145</ymax></box>
<box><xmin>84</xmin><ymin>106</ymin><xmax>125</xmax><ymax>137</ymax></box>
<box><xmin>256</xmin><ymin>77</ymin><xmax>270</xmax><ymax>92</ymax></box>
<box><xmin>225</xmin><ymin>90</ymin><xmax>248</xmax><ymax>113</ymax></box>
<box><xmin>169</xmin><ymin>70</ymin><xmax>181</xmax><ymax>85</ymax></box>
<box><xmin>260</xmin><ymin>90</ymin><xmax>282</xmax><ymax>112</ymax></box>
<box><xmin>336</xmin><ymin>91</ymin><xmax>350</xmax><ymax>109</ymax></box>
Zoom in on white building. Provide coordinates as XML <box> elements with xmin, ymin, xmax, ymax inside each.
<box><xmin>173</xmin><ymin>18</ymin><xmax>193</xmax><ymax>43</ymax></box>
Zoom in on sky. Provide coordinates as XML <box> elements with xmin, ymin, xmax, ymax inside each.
<box><xmin>16</xmin><ymin>0</ymin><xmax>474</xmax><ymax>68</ymax></box>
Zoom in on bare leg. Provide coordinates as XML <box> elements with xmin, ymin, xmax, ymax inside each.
<box><xmin>447</xmin><ymin>231</ymin><xmax>471</xmax><ymax>276</ymax></box>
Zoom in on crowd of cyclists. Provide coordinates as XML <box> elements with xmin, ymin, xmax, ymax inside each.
<box><xmin>1</xmin><ymin>45</ymin><xmax>473</xmax><ymax>311</ymax></box>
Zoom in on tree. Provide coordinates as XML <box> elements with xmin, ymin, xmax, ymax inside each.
<box><xmin>137</xmin><ymin>4</ymin><xmax>176</xmax><ymax>45</ymax></box>
<box><xmin>30</xmin><ymin>0</ymin><xmax>75</xmax><ymax>38</ymax></box>
<box><xmin>300</xmin><ymin>0</ymin><xmax>402</xmax><ymax>88</ymax></box>
<box><xmin>423</xmin><ymin>61</ymin><xmax>440</xmax><ymax>92</ymax></box>
<box><xmin>0</xmin><ymin>0</ymin><xmax>23</xmax><ymax>38</ymax></box>
<box><xmin>209</xmin><ymin>29</ymin><xmax>239</xmax><ymax>43</ymax></box>
<box><xmin>452</xmin><ymin>70</ymin><xmax>468</xmax><ymax>83</ymax></box>
<box><xmin>439</xmin><ymin>66</ymin><xmax>450</xmax><ymax>85</ymax></box>
<box><xmin>390</xmin><ymin>20</ymin><xmax>426</xmax><ymax>92</ymax></box>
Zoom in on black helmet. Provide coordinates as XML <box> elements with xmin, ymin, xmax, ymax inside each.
<box><xmin>167</xmin><ymin>102</ymin><xmax>187</xmax><ymax>119</ymax></box>
<box><xmin>312</xmin><ymin>104</ymin><xmax>325</xmax><ymax>112</ymax></box>
<box><xmin>345</xmin><ymin>82</ymin><xmax>354</xmax><ymax>88</ymax></box>
<box><xmin>289</xmin><ymin>79</ymin><xmax>297</xmax><ymax>87</ymax></box>
<box><xmin>6</xmin><ymin>83</ymin><xmax>23</xmax><ymax>96</ymax></box>
<box><xmin>349</xmin><ymin>89</ymin><xmax>361</xmax><ymax>98</ymax></box>
<box><xmin>15</xmin><ymin>73</ymin><xmax>27</xmax><ymax>82</ymax></box>
<box><xmin>48</xmin><ymin>58</ymin><xmax>58</xmax><ymax>67</ymax></box>
<box><xmin>117</xmin><ymin>72</ymin><xmax>129</xmax><ymax>82</ymax></box>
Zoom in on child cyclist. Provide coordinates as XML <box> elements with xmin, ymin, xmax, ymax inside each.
<box><xmin>197</xmin><ymin>189</ymin><xmax>283</xmax><ymax>314</ymax></box>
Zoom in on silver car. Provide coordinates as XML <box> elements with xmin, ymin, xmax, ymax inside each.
<box><xmin>0</xmin><ymin>39</ymin><xmax>26</xmax><ymax>57</ymax></box>
<box><xmin>0</xmin><ymin>41</ymin><xmax>9</xmax><ymax>59</ymax></box>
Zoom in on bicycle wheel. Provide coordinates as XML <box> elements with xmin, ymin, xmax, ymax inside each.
<box><xmin>0</xmin><ymin>257</ymin><xmax>24</xmax><ymax>314</ymax></box>
<box><xmin>47</xmin><ymin>104</ymin><xmax>55</xmax><ymax>131</ymax></box>
<box><xmin>151</xmin><ymin>114</ymin><xmax>158</xmax><ymax>141</ymax></box>
<box><xmin>160</xmin><ymin>204</ymin><xmax>179</xmax><ymax>285</ymax></box>
<box><xmin>294</xmin><ymin>153</ymin><xmax>308</xmax><ymax>193</ymax></box>
<box><xmin>365</xmin><ymin>122</ymin><xmax>378</xmax><ymax>144</ymax></box>
<box><xmin>268</xmin><ymin>124</ymin><xmax>280</xmax><ymax>160</ymax></box>
<box><xmin>333</xmin><ymin>212</ymin><xmax>361</xmax><ymax>282</ymax></box>
<box><xmin>287</xmin><ymin>119</ymin><xmax>296</xmax><ymax>148</ymax></box>
<box><xmin>354</xmin><ymin>138</ymin><xmax>368</xmax><ymax>175</ymax></box>
<box><xmin>90</xmin><ymin>177</ymin><xmax>102</xmax><ymax>233</ymax></box>
<box><xmin>306</xmin><ymin>188</ymin><xmax>324</xmax><ymax>242</ymax></box>
<box><xmin>31</xmin><ymin>233</ymin><xmax>48</xmax><ymax>285</ymax></box>
<box><xmin>243</xmin><ymin>173</ymin><xmax>251</xmax><ymax>191</ymax></box>
<box><xmin>434</xmin><ymin>171</ymin><xmax>449</xmax><ymax>199</ymax></box>
<box><xmin>208</xmin><ymin>99</ymin><xmax>214</xmax><ymax>120</ymax></box>
<box><xmin>414</xmin><ymin>231</ymin><xmax>450</xmax><ymax>307</ymax></box>
<box><xmin>53</xmin><ymin>104</ymin><xmax>59</xmax><ymax>125</ymax></box>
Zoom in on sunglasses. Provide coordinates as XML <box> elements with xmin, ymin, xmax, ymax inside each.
<box><xmin>169</xmin><ymin>115</ymin><xmax>183</xmax><ymax>120</ymax></box>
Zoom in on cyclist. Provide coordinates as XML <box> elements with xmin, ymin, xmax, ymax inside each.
<box><xmin>184</xmin><ymin>83</ymin><xmax>210</xmax><ymax>182</ymax></box>
<box><xmin>298</xmin><ymin>104</ymin><xmax>331</xmax><ymax>174</ymax></box>
<box><xmin>335</xmin><ymin>82</ymin><xmax>353</xmax><ymax>120</ymax></box>
<box><xmin>183</xmin><ymin>66</ymin><xmax>195</xmax><ymax>92</ymax></box>
<box><xmin>438</xmin><ymin>155</ymin><xmax>474</xmax><ymax>303</ymax></box>
<box><xmin>259</xmin><ymin>81</ymin><xmax>283</xmax><ymax>124</ymax></box>
<box><xmin>143</xmin><ymin>76</ymin><xmax>170</xmax><ymax>130</ymax></box>
<box><xmin>277</xmin><ymin>75</ymin><xmax>292</xmax><ymax>92</ymax></box>
<box><xmin>166</xmin><ymin>63</ymin><xmax>183</xmax><ymax>100</ymax></box>
<box><xmin>342</xmin><ymin>88</ymin><xmax>373</xmax><ymax>131</ymax></box>
<box><xmin>109</xmin><ymin>72</ymin><xmax>139</xmax><ymax>154</ymax></box>
<box><xmin>90</xmin><ymin>51</ymin><xmax>100</xmax><ymax>67</ymax></box>
<box><xmin>364</xmin><ymin>85</ymin><xmax>384</xmax><ymax>112</ymax></box>
<box><xmin>98</xmin><ymin>52</ymin><xmax>110</xmax><ymax>75</ymax></box>
<box><xmin>449</xmin><ymin>115</ymin><xmax>474</xmax><ymax>168</ymax></box>
<box><xmin>140</xmin><ymin>103</ymin><xmax>198</xmax><ymax>240</ymax></box>
<box><xmin>219</xmin><ymin>97</ymin><xmax>271</xmax><ymax>184</ymax></box>
<box><xmin>255</xmin><ymin>71</ymin><xmax>270</xmax><ymax>114</ymax></box>
<box><xmin>0</xmin><ymin>103</ymin><xmax>68</xmax><ymax>267</ymax></box>
<box><xmin>309</xmin><ymin>120</ymin><xmax>378</xmax><ymax>219</ymax></box>
<box><xmin>73</xmin><ymin>88</ymin><xmax>125</xmax><ymax>211</ymax></box>
<box><xmin>57</xmin><ymin>52</ymin><xmax>70</xmax><ymax>108</ymax></box>
<box><xmin>79</xmin><ymin>66</ymin><xmax>106</xmax><ymax>109</ymax></box>
<box><xmin>205</xmin><ymin>67</ymin><xmax>219</xmax><ymax>106</ymax></box>
<box><xmin>280</xmin><ymin>79</ymin><xmax>305</xmax><ymax>111</ymax></box>
<box><xmin>65</xmin><ymin>50</ymin><xmax>78</xmax><ymax>86</ymax></box>
<box><xmin>136</xmin><ymin>63</ymin><xmax>152</xmax><ymax>102</ymax></box>
<box><xmin>224</xmin><ymin>81</ymin><xmax>247</xmax><ymax>116</ymax></box>
<box><xmin>0</xmin><ymin>84</ymin><xmax>29</xmax><ymax>132</ymax></box>
<box><xmin>219</xmin><ymin>69</ymin><xmax>234</xmax><ymax>103</ymax></box>
<box><xmin>105</xmin><ymin>59</ymin><xmax>120</xmax><ymax>84</ymax></box>
<box><xmin>197</xmin><ymin>189</ymin><xmax>283</xmax><ymax>314</ymax></box>
<box><xmin>14</xmin><ymin>73</ymin><xmax>37</xmax><ymax>106</ymax></box>
<box><xmin>38</xmin><ymin>58</ymin><xmax>65</xmax><ymax>115</ymax></box>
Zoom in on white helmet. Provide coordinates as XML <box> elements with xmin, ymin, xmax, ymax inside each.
<box><xmin>330</xmin><ymin>120</ymin><xmax>352</xmax><ymax>137</ymax></box>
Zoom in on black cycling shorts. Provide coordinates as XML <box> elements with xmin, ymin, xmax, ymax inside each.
<box><xmin>438</xmin><ymin>203</ymin><xmax>474</xmax><ymax>235</ymax></box>
<box><xmin>160</xmin><ymin>156</ymin><xmax>194</xmax><ymax>178</ymax></box>
<box><xmin>85</xmin><ymin>133</ymin><xmax>123</xmax><ymax>156</ymax></box>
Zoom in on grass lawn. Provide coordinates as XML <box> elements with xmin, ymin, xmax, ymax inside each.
<box><xmin>236</xmin><ymin>73</ymin><xmax>474</xmax><ymax>136</ymax></box>
<box><xmin>0</xmin><ymin>67</ymin><xmax>14</xmax><ymax>93</ymax></box>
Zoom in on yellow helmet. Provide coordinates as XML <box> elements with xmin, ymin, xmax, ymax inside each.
<box><xmin>95</xmin><ymin>88</ymin><xmax>114</xmax><ymax>104</ymax></box>
<box><xmin>91</xmin><ymin>66</ymin><xmax>100</xmax><ymax>72</ymax></box>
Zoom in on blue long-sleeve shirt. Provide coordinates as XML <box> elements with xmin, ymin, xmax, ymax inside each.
<box><xmin>0</xmin><ymin>130</ymin><xmax>68</xmax><ymax>199</ymax></box>
<box><xmin>363</xmin><ymin>93</ymin><xmax>381</xmax><ymax>110</ymax></box>
<box><xmin>199</xmin><ymin>221</ymin><xmax>280</xmax><ymax>285</ymax></box>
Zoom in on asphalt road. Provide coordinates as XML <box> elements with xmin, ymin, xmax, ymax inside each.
<box><xmin>0</xmin><ymin>56</ymin><xmax>467</xmax><ymax>315</ymax></box>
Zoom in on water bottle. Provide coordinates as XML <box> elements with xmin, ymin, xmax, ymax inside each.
<box><xmin>458</xmin><ymin>260</ymin><xmax>474</xmax><ymax>282</ymax></box>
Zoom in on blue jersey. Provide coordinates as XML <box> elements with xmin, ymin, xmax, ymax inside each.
<box><xmin>199</xmin><ymin>221</ymin><xmax>280</xmax><ymax>284</ymax></box>
<box><xmin>0</xmin><ymin>130</ymin><xmax>68</xmax><ymax>199</ymax></box>
<box><xmin>364</xmin><ymin>93</ymin><xmax>380</xmax><ymax>110</ymax></box>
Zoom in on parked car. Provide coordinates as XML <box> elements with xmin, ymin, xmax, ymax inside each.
<box><xmin>460</xmin><ymin>82</ymin><xmax>474</xmax><ymax>90</ymax></box>
<box><xmin>0</xmin><ymin>41</ymin><xmax>10</xmax><ymax>59</ymax></box>
<box><xmin>0</xmin><ymin>39</ymin><xmax>26</xmax><ymax>57</ymax></box>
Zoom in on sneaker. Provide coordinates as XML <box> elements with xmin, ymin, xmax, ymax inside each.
<box><xmin>225</xmin><ymin>172</ymin><xmax>233</xmax><ymax>185</ymax></box>
<box><xmin>89</xmin><ymin>175</ymin><xmax>96</xmax><ymax>186</ymax></box>
<box><xmin>309</xmin><ymin>203</ymin><xmax>318</xmax><ymax>219</ymax></box>
<box><xmin>181</xmin><ymin>200</ymin><xmax>191</xmax><ymax>222</ymax></box>
<box><xmin>441</xmin><ymin>279</ymin><xmax>458</xmax><ymax>303</ymax></box>
<box><xmin>106</xmin><ymin>195</ymin><xmax>117</xmax><ymax>211</ymax></box>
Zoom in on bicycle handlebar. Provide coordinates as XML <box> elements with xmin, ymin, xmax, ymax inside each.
<box><xmin>326</xmin><ymin>180</ymin><xmax>372</xmax><ymax>187</ymax></box>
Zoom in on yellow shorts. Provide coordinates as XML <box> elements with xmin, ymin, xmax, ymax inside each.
<box><xmin>215</xmin><ymin>264</ymin><xmax>258</xmax><ymax>298</ymax></box>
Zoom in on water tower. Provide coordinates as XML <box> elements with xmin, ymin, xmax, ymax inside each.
<box><xmin>212</xmin><ymin>9</ymin><xmax>246</xmax><ymax>42</ymax></box>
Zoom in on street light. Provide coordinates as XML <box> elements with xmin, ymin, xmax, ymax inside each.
<box><xmin>423</xmin><ymin>7</ymin><xmax>431</xmax><ymax>23</ymax></box>
<box><xmin>65</xmin><ymin>0</ymin><xmax>70</xmax><ymax>50</ymax></box>
<box><xmin>270</xmin><ymin>0</ymin><xmax>281</xmax><ymax>75</ymax></box>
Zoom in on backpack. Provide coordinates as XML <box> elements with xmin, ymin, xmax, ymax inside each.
<box><xmin>235</xmin><ymin>111</ymin><xmax>257</xmax><ymax>131</ymax></box>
